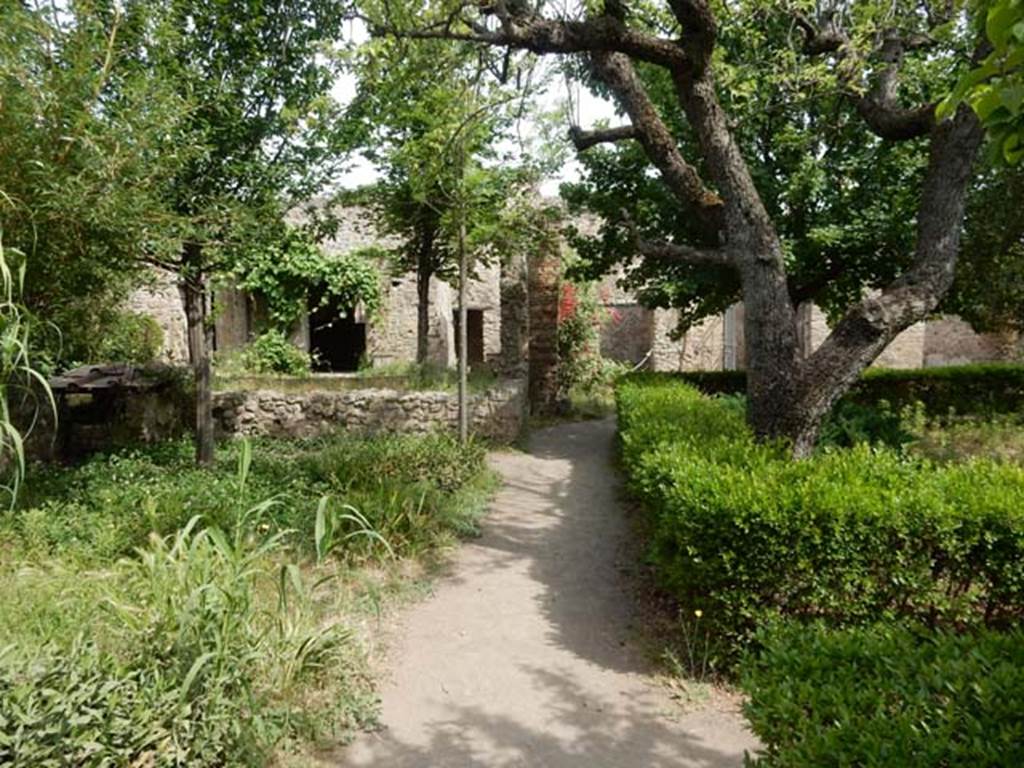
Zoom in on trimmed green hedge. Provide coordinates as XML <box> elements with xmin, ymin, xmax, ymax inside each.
<box><xmin>742</xmin><ymin>623</ymin><xmax>1024</xmax><ymax>767</ymax></box>
<box><xmin>617</xmin><ymin>379</ymin><xmax>1024</xmax><ymax>659</ymax></box>
<box><xmin>673</xmin><ymin>362</ymin><xmax>1024</xmax><ymax>418</ymax></box>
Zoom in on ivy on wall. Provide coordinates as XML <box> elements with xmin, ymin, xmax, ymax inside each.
<box><xmin>232</xmin><ymin>229</ymin><xmax>383</xmax><ymax>330</ymax></box>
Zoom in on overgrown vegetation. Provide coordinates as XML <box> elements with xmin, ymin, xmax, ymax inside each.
<box><xmin>0</xmin><ymin>431</ymin><xmax>494</xmax><ymax>764</ymax></box>
<box><xmin>617</xmin><ymin>376</ymin><xmax>1024</xmax><ymax>763</ymax></box>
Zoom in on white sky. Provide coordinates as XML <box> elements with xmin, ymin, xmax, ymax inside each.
<box><xmin>331</xmin><ymin>20</ymin><xmax>619</xmax><ymax>197</ymax></box>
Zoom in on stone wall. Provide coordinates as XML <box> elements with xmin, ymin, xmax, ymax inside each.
<box><xmin>213</xmin><ymin>379</ymin><xmax>526</xmax><ymax>443</ymax></box>
<box><xmin>600</xmin><ymin>304</ymin><xmax>653</xmax><ymax>365</ymax></box>
<box><xmin>125</xmin><ymin>269</ymin><xmax>189</xmax><ymax>363</ymax></box>
<box><xmin>499</xmin><ymin>250</ymin><xmax>530</xmax><ymax>377</ymax></box>
<box><xmin>651</xmin><ymin>300</ymin><xmax>1020</xmax><ymax>373</ymax></box>
<box><xmin>923</xmin><ymin>317</ymin><xmax>1018</xmax><ymax>367</ymax></box>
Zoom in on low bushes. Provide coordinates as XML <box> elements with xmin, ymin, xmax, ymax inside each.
<box><xmin>674</xmin><ymin>362</ymin><xmax>1024</xmax><ymax>419</ymax></box>
<box><xmin>617</xmin><ymin>378</ymin><xmax>1024</xmax><ymax>658</ymax></box>
<box><xmin>742</xmin><ymin>623</ymin><xmax>1024</xmax><ymax>767</ymax></box>
<box><xmin>618</xmin><ymin>377</ymin><xmax>1024</xmax><ymax>764</ymax></box>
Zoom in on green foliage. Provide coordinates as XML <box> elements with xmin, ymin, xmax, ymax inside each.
<box><xmin>940</xmin><ymin>0</ymin><xmax>1024</xmax><ymax>165</ymax></box>
<box><xmin>562</xmin><ymin>0</ymin><xmax>965</xmax><ymax>326</ymax></box>
<box><xmin>342</xmin><ymin>32</ymin><xmax>551</xmax><ymax>355</ymax></box>
<box><xmin>742</xmin><ymin>623</ymin><xmax>1024</xmax><ymax>767</ymax></box>
<box><xmin>92</xmin><ymin>311</ymin><xmax>164</xmax><ymax>365</ymax></box>
<box><xmin>0</xmin><ymin>4</ymin><xmax>189</xmax><ymax>368</ymax></box>
<box><xmin>0</xmin><ymin>430</ymin><xmax>495</xmax><ymax>762</ymax></box>
<box><xmin>0</xmin><ymin>232</ymin><xmax>54</xmax><ymax>506</ymax></box>
<box><xmin>818</xmin><ymin>400</ymin><xmax>915</xmax><ymax>450</ymax></box>
<box><xmin>617</xmin><ymin>379</ymin><xmax>1024</xmax><ymax>663</ymax></box>
<box><xmin>0</xmin><ymin>517</ymin><xmax>363</xmax><ymax>766</ymax></box>
<box><xmin>238</xmin><ymin>330</ymin><xmax>313</xmax><ymax>377</ymax></box>
<box><xmin>945</xmin><ymin>162</ymin><xmax>1024</xmax><ymax>331</ymax></box>
<box><xmin>233</xmin><ymin>229</ymin><xmax>382</xmax><ymax>330</ymax></box>
<box><xmin>556</xmin><ymin>281</ymin><xmax>607</xmax><ymax>397</ymax></box>
<box><xmin>10</xmin><ymin>432</ymin><xmax>492</xmax><ymax>564</ymax></box>
<box><xmin>673</xmin><ymin>363</ymin><xmax>1024</xmax><ymax>420</ymax></box>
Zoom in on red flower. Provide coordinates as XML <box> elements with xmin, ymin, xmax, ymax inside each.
<box><xmin>558</xmin><ymin>283</ymin><xmax>578</xmax><ymax>323</ymax></box>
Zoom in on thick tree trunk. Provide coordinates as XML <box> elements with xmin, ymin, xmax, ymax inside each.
<box><xmin>181</xmin><ymin>242</ymin><xmax>215</xmax><ymax>467</ymax></box>
<box><xmin>739</xmin><ymin>259</ymin><xmax>807</xmax><ymax>450</ymax></box>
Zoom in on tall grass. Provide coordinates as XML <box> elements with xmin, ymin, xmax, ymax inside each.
<box><xmin>0</xmin><ymin>219</ymin><xmax>55</xmax><ymax>506</ymax></box>
<box><xmin>0</xmin><ymin>430</ymin><xmax>494</xmax><ymax>763</ymax></box>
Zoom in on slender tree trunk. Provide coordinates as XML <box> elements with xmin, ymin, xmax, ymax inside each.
<box><xmin>416</xmin><ymin>263</ymin><xmax>431</xmax><ymax>365</ymax></box>
<box><xmin>181</xmin><ymin>242</ymin><xmax>215</xmax><ymax>467</ymax></box>
<box><xmin>415</xmin><ymin>225</ymin><xmax>436</xmax><ymax>366</ymax></box>
<box><xmin>457</xmin><ymin>218</ymin><xmax>468</xmax><ymax>444</ymax></box>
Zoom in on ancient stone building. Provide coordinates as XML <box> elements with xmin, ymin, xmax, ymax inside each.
<box><xmin>128</xmin><ymin>205</ymin><xmax>1018</xmax><ymax>379</ymax></box>
<box><xmin>130</xmin><ymin>206</ymin><xmax>512</xmax><ymax>373</ymax></box>
<box><xmin>596</xmin><ymin>289</ymin><xmax>1020</xmax><ymax>372</ymax></box>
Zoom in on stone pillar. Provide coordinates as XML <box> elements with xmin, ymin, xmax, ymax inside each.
<box><xmin>499</xmin><ymin>250</ymin><xmax>529</xmax><ymax>378</ymax></box>
<box><xmin>528</xmin><ymin>240</ymin><xmax>561</xmax><ymax>416</ymax></box>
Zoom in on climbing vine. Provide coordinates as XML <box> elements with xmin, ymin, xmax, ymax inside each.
<box><xmin>233</xmin><ymin>229</ymin><xmax>383</xmax><ymax>329</ymax></box>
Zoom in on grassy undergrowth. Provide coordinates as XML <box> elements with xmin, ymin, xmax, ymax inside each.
<box><xmin>0</xmin><ymin>432</ymin><xmax>495</xmax><ymax>766</ymax></box>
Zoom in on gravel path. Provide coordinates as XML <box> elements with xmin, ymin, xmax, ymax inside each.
<box><xmin>342</xmin><ymin>418</ymin><xmax>757</xmax><ymax>767</ymax></box>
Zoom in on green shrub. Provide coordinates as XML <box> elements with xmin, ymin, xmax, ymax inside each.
<box><xmin>818</xmin><ymin>399</ymin><xmax>915</xmax><ymax>449</ymax></box>
<box><xmin>617</xmin><ymin>379</ymin><xmax>1024</xmax><ymax>660</ymax></box>
<box><xmin>742</xmin><ymin>623</ymin><xmax>1024</xmax><ymax>767</ymax></box>
<box><xmin>94</xmin><ymin>311</ymin><xmax>164</xmax><ymax>364</ymax></box>
<box><xmin>238</xmin><ymin>330</ymin><xmax>312</xmax><ymax>376</ymax></box>
<box><xmin>675</xmin><ymin>363</ymin><xmax>1024</xmax><ymax>420</ymax></box>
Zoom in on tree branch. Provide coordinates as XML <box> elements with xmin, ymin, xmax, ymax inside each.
<box><xmin>568</xmin><ymin>124</ymin><xmax>638</xmax><ymax>150</ymax></box>
<box><xmin>588</xmin><ymin>51</ymin><xmax>723</xmax><ymax>237</ymax></box>
<box><xmin>621</xmin><ymin>209</ymin><xmax>732</xmax><ymax>267</ymax></box>
<box><xmin>799</xmin><ymin>105</ymin><xmax>984</xmax><ymax>406</ymax></box>
<box><xmin>797</xmin><ymin>15</ymin><xmax>936</xmax><ymax>141</ymax></box>
<box><xmin>665</xmin><ymin>0</ymin><xmax>716</xmax><ymax>74</ymax></box>
<box><xmin>367</xmin><ymin>10</ymin><xmax>690</xmax><ymax>69</ymax></box>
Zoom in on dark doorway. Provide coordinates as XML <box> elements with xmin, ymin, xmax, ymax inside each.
<box><xmin>309</xmin><ymin>298</ymin><xmax>366</xmax><ymax>372</ymax></box>
<box><xmin>453</xmin><ymin>308</ymin><xmax>485</xmax><ymax>366</ymax></box>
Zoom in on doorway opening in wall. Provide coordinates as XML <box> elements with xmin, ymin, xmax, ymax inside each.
<box><xmin>453</xmin><ymin>308</ymin><xmax>485</xmax><ymax>366</ymax></box>
<box><xmin>309</xmin><ymin>294</ymin><xmax>366</xmax><ymax>372</ymax></box>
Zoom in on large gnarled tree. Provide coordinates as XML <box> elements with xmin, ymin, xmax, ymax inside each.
<box><xmin>360</xmin><ymin>0</ymin><xmax>988</xmax><ymax>454</ymax></box>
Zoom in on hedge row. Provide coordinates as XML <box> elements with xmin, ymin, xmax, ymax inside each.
<box><xmin>742</xmin><ymin>623</ymin><xmax>1024</xmax><ymax>767</ymax></box>
<box><xmin>617</xmin><ymin>379</ymin><xmax>1024</xmax><ymax>658</ymax></box>
<box><xmin>672</xmin><ymin>362</ymin><xmax>1024</xmax><ymax>418</ymax></box>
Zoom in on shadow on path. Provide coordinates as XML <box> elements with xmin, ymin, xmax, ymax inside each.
<box><xmin>338</xmin><ymin>419</ymin><xmax>757</xmax><ymax>767</ymax></box>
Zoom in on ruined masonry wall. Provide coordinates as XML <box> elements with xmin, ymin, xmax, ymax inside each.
<box><xmin>213</xmin><ymin>379</ymin><xmax>527</xmax><ymax>443</ymax></box>
<box><xmin>125</xmin><ymin>269</ymin><xmax>189</xmax><ymax>364</ymax></box>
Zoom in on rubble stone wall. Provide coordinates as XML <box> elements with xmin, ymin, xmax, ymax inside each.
<box><xmin>213</xmin><ymin>379</ymin><xmax>526</xmax><ymax>443</ymax></box>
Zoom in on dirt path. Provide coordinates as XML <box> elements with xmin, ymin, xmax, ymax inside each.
<box><xmin>342</xmin><ymin>418</ymin><xmax>757</xmax><ymax>767</ymax></box>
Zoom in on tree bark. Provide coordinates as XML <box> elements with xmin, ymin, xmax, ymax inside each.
<box><xmin>415</xmin><ymin>226</ymin><xmax>437</xmax><ymax>366</ymax></box>
<box><xmin>181</xmin><ymin>242</ymin><xmax>215</xmax><ymax>467</ymax></box>
<box><xmin>416</xmin><ymin>263</ymin><xmax>431</xmax><ymax>365</ymax></box>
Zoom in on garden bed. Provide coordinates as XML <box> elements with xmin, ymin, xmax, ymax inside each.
<box><xmin>616</xmin><ymin>377</ymin><xmax>1024</xmax><ymax>765</ymax></box>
